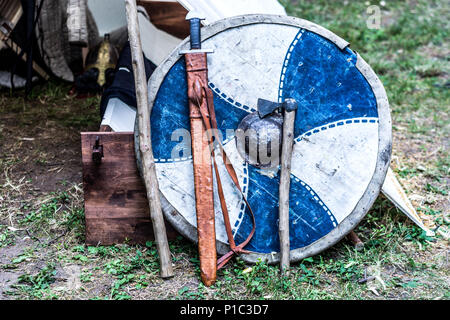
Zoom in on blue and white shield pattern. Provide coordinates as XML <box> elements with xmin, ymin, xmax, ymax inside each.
<box><xmin>144</xmin><ymin>16</ymin><xmax>390</xmax><ymax>262</ymax></box>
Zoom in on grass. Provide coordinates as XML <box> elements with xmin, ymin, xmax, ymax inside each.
<box><xmin>11</xmin><ymin>263</ymin><xmax>58</xmax><ymax>299</ymax></box>
<box><xmin>0</xmin><ymin>0</ymin><xmax>449</xmax><ymax>300</ymax></box>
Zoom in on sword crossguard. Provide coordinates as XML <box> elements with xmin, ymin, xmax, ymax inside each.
<box><xmin>179</xmin><ymin>48</ymin><xmax>214</xmax><ymax>55</ymax></box>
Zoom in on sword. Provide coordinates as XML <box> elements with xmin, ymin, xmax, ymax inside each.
<box><xmin>181</xmin><ymin>12</ymin><xmax>217</xmax><ymax>287</ymax></box>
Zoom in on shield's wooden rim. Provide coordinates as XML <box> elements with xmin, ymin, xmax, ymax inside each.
<box><xmin>135</xmin><ymin>14</ymin><xmax>392</xmax><ymax>264</ymax></box>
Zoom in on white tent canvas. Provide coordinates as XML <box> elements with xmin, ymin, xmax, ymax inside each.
<box><xmin>87</xmin><ymin>0</ymin><xmax>128</xmax><ymax>35</ymax></box>
<box><xmin>177</xmin><ymin>0</ymin><xmax>287</xmax><ymax>25</ymax></box>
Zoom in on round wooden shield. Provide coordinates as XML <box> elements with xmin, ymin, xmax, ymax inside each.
<box><xmin>135</xmin><ymin>15</ymin><xmax>392</xmax><ymax>264</ymax></box>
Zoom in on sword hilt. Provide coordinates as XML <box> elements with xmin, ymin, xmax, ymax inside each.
<box><xmin>189</xmin><ymin>18</ymin><xmax>202</xmax><ymax>49</ymax></box>
<box><xmin>186</xmin><ymin>12</ymin><xmax>205</xmax><ymax>50</ymax></box>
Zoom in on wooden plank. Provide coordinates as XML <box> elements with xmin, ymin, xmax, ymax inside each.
<box><xmin>81</xmin><ymin>132</ymin><xmax>178</xmax><ymax>246</ymax></box>
<box><xmin>137</xmin><ymin>0</ymin><xmax>190</xmax><ymax>39</ymax></box>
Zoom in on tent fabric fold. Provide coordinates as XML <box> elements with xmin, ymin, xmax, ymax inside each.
<box><xmin>35</xmin><ymin>0</ymin><xmax>100</xmax><ymax>81</ymax></box>
<box><xmin>67</xmin><ymin>0</ymin><xmax>89</xmax><ymax>46</ymax></box>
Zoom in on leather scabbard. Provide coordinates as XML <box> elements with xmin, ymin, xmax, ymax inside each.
<box><xmin>185</xmin><ymin>53</ymin><xmax>217</xmax><ymax>287</ymax></box>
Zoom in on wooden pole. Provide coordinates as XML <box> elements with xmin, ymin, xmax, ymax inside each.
<box><xmin>278</xmin><ymin>99</ymin><xmax>297</xmax><ymax>275</ymax></box>
<box><xmin>1</xmin><ymin>38</ymin><xmax>50</xmax><ymax>80</ymax></box>
<box><xmin>24</xmin><ymin>0</ymin><xmax>35</xmax><ymax>96</ymax></box>
<box><xmin>124</xmin><ymin>0</ymin><xmax>174</xmax><ymax>279</ymax></box>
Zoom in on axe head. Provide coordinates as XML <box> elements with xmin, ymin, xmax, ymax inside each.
<box><xmin>257</xmin><ymin>98</ymin><xmax>298</xmax><ymax>118</ymax></box>
<box><xmin>257</xmin><ymin>98</ymin><xmax>282</xmax><ymax>118</ymax></box>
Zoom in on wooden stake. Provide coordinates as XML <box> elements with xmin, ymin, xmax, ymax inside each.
<box><xmin>347</xmin><ymin>231</ymin><xmax>364</xmax><ymax>251</ymax></box>
<box><xmin>1</xmin><ymin>38</ymin><xmax>50</xmax><ymax>80</ymax></box>
<box><xmin>278</xmin><ymin>99</ymin><xmax>298</xmax><ymax>275</ymax></box>
<box><xmin>124</xmin><ymin>0</ymin><xmax>174</xmax><ymax>279</ymax></box>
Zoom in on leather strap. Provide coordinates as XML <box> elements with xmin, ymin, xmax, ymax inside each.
<box><xmin>191</xmin><ymin>77</ymin><xmax>256</xmax><ymax>269</ymax></box>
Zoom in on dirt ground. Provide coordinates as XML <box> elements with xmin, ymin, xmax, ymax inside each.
<box><xmin>0</xmin><ymin>83</ymin><xmax>447</xmax><ymax>300</ymax></box>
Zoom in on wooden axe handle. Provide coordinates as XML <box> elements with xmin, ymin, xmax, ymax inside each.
<box><xmin>279</xmin><ymin>104</ymin><xmax>297</xmax><ymax>274</ymax></box>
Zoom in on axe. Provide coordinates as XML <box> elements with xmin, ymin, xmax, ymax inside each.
<box><xmin>257</xmin><ymin>98</ymin><xmax>298</xmax><ymax>274</ymax></box>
